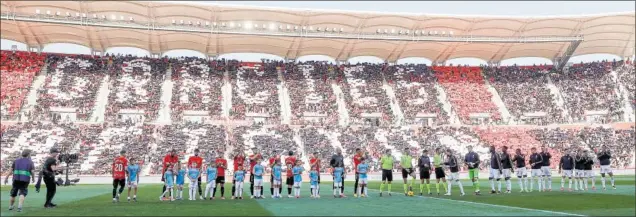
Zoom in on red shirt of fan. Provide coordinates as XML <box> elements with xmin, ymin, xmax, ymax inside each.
<box><xmin>285</xmin><ymin>156</ymin><xmax>296</xmax><ymax>177</ymax></box>
<box><xmin>233</xmin><ymin>155</ymin><xmax>245</xmax><ymax>172</ymax></box>
<box><xmin>112</xmin><ymin>156</ymin><xmax>128</xmax><ymax>179</ymax></box>
<box><xmin>216</xmin><ymin>158</ymin><xmax>228</xmax><ymax>177</ymax></box>
<box><xmin>188</xmin><ymin>155</ymin><xmax>203</xmax><ymax>169</ymax></box>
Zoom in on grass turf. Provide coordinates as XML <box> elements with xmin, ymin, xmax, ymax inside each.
<box><xmin>1</xmin><ymin>176</ymin><xmax>633</xmax><ymax>216</ymax></box>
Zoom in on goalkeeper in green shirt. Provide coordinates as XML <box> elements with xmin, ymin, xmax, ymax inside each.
<box><xmin>379</xmin><ymin>149</ymin><xmax>394</xmax><ymax>197</ymax></box>
<box><xmin>400</xmin><ymin>147</ymin><xmax>416</xmax><ymax>196</ymax></box>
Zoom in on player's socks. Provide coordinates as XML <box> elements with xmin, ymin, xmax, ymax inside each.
<box><xmin>419</xmin><ymin>184</ymin><xmax>424</xmax><ymax>193</ymax></box>
<box><xmin>547</xmin><ymin>177</ymin><xmax>552</xmax><ymax>190</ymax></box>
<box><xmin>506</xmin><ymin>180</ymin><xmax>512</xmax><ymax>191</ymax></box>
<box><xmin>518</xmin><ymin>178</ymin><xmax>524</xmax><ymax>190</ymax></box>
<box><xmin>474</xmin><ymin>180</ymin><xmax>480</xmax><ymax>192</ymax></box>
<box><xmin>221</xmin><ymin>187</ymin><xmax>225</xmax><ymax>197</ymax></box>
<box><xmin>364</xmin><ymin>186</ymin><xmax>368</xmax><ymax>196</ymax></box>
<box><xmin>489</xmin><ymin>179</ymin><xmax>495</xmax><ymax>191</ymax></box>
<box><xmin>442</xmin><ymin>182</ymin><xmax>447</xmax><ymax>193</ymax></box>
<box><xmin>403</xmin><ymin>184</ymin><xmax>407</xmax><ymax>193</ymax></box>
<box><xmin>584</xmin><ymin>178</ymin><xmax>589</xmax><ymax>189</ymax></box>
<box><xmin>561</xmin><ymin>177</ymin><xmax>565</xmax><ymax>188</ymax></box>
<box><xmin>333</xmin><ymin>187</ymin><xmax>338</xmax><ymax>196</ymax></box>
<box><xmin>529</xmin><ymin>178</ymin><xmax>534</xmax><ymax>191</ymax></box>
<box><xmin>610</xmin><ymin>176</ymin><xmax>615</xmax><ymax>187</ymax></box>
<box><xmin>288</xmin><ymin>187</ymin><xmax>292</xmax><ymax>196</ymax></box>
<box><xmin>601</xmin><ymin>176</ymin><xmax>606</xmax><ymax>188</ymax></box>
<box><xmin>568</xmin><ymin>179</ymin><xmax>572</xmax><ymax>189</ymax></box>
<box><xmin>232</xmin><ymin>186</ymin><xmax>236</xmax><ymax>197</ymax></box>
<box><xmin>426</xmin><ymin>183</ymin><xmax>431</xmax><ymax>194</ymax></box>
<box><xmin>457</xmin><ymin>180</ymin><xmax>465</xmax><ymax>194</ymax></box>
<box><xmin>446</xmin><ymin>181</ymin><xmax>452</xmax><ymax>194</ymax></box>
<box><xmin>435</xmin><ymin>183</ymin><xmax>440</xmax><ymax>193</ymax></box>
<box><xmin>387</xmin><ymin>184</ymin><xmax>391</xmax><ymax>194</ymax></box>
<box><xmin>591</xmin><ymin>176</ymin><xmax>596</xmax><ymax>188</ymax></box>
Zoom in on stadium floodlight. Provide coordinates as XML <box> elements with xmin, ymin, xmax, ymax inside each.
<box><xmin>309</xmin><ymin>26</ymin><xmax>314</xmax><ymax>31</ymax></box>
<box><xmin>180</xmin><ymin>20</ymin><xmax>184</xmax><ymax>24</ymax></box>
<box><xmin>441</xmin><ymin>31</ymin><xmax>445</xmax><ymax>35</ymax></box>
<box><xmin>340</xmin><ymin>28</ymin><xmax>344</xmax><ymax>32</ymax></box>
<box><xmin>376</xmin><ymin>29</ymin><xmax>381</xmax><ymax>34</ymax></box>
<box><xmin>172</xmin><ymin>20</ymin><xmax>176</xmax><ymax>24</ymax></box>
<box><xmin>101</xmin><ymin>15</ymin><xmax>106</xmax><ymax>19</ymax></box>
<box><xmin>93</xmin><ymin>14</ymin><xmax>97</xmax><ymax>18</ymax></box>
<box><xmin>75</xmin><ymin>13</ymin><xmax>80</xmax><ymax>17</ymax></box>
<box><xmin>111</xmin><ymin>14</ymin><xmax>116</xmax><ymax>20</ymax></box>
<box><xmin>286</xmin><ymin>25</ymin><xmax>290</xmax><ymax>30</ymax></box>
<box><xmin>213</xmin><ymin>22</ymin><xmax>217</xmax><ymax>27</ymax></box>
<box><xmin>130</xmin><ymin>17</ymin><xmax>134</xmax><ymax>22</ymax></box>
<box><xmin>56</xmin><ymin>11</ymin><xmax>60</xmax><ymax>16</ymax></box>
<box><xmin>82</xmin><ymin>13</ymin><xmax>86</xmax><ymax>18</ymax></box>
<box><xmin>434</xmin><ymin>31</ymin><xmax>438</xmax><ymax>35</ymax></box>
<box><xmin>205</xmin><ymin>21</ymin><xmax>209</xmax><ymax>26</ymax></box>
<box><xmin>254</xmin><ymin>24</ymin><xmax>258</xmax><ymax>29</ymax></box>
<box><xmin>325</xmin><ymin>27</ymin><xmax>330</xmax><ymax>32</ymax></box>
<box><xmin>449</xmin><ymin>31</ymin><xmax>454</xmax><ymax>36</ymax></box>
<box><xmin>294</xmin><ymin>26</ymin><xmax>298</xmax><ymax>31</ymax></box>
<box><xmin>196</xmin><ymin>21</ymin><xmax>200</xmax><ymax>26</ymax></box>
<box><xmin>221</xmin><ymin>22</ymin><xmax>226</xmax><ymax>27</ymax></box>
<box><xmin>317</xmin><ymin>27</ymin><xmax>322</xmax><ymax>32</ymax></box>
<box><xmin>384</xmin><ymin>29</ymin><xmax>388</xmax><ymax>34</ymax></box>
<box><xmin>120</xmin><ymin>16</ymin><xmax>124</xmax><ymax>20</ymax></box>
<box><xmin>405</xmin><ymin>30</ymin><xmax>409</xmax><ymax>34</ymax></box>
<box><xmin>189</xmin><ymin>21</ymin><xmax>193</xmax><ymax>25</ymax></box>
<box><xmin>35</xmin><ymin>9</ymin><xmax>40</xmax><ymax>14</ymax></box>
<box><xmin>65</xmin><ymin>12</ymin><xmax>70</xmax><ymax>17</ymax></box>
<box><xmin>302</xmin><ymin>26</ymin><xmax>307</xmax><ymax>30</ymax></box>
<box><xmin>414</xmin><ymin>30</ymin><xmax>419</xmax><ymax>35</ymax></box>
<box><xmin>399</xmin><ymin>30</ymin><xmax>403</xmax><ymax>35</ymax></box>
<box><xmin>46</xmin><ymin>10</ymin><xmax>51</xmax><ymax>15</ymax></box>
<box><xmin>237</xmin><ymin>23</ymin><xmax>242</xmax><ymax>28</ymax></box>
<box><xmin>391</xmin><ymin>29</ymin><xmax>395</xmax><ymax>34</ymax></box>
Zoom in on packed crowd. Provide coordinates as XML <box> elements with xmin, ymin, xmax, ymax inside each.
<box><xmin>616</xmin><ymin>63</ymin><xmax>635</xmax><ymax>108</ymax></box>
<box><xmin>483</xmin><ymin>65</ymin><xmax>563</xmax><ymax>125</ymax></box>
<box><xmin>170</xmin><ymin>57</ymin><xmax>224</xmax><ymax>121</ymax></box>
<box><xmin>338</xmin><ymin>64</ymin><xmax>394</xmax><ymax>125</ymax></box>
<box><xmin>36</xmin><ymin>54</ymin><xmax>106</xmax><ymax>121</ymax></box>
<box><xmin>284</xmin><ymin>61</ymin><xmax>339</xmax><ymax>125</ymax></box>
<box><xmin>433</xmin><ymin>66</ymin><xmax>502</xmax><ymax>124</ymax></box>
<box><xmin>105</xmin><ymin>55</ymin><xmax>169</xmax><ymax>122</ymax></box>
<box><xmin>230</xmin><ymin>60</ymin><xmax>282</xmax><ymax>123</ymax></box>
<box><xmin>0</xmin><ymin>51</ymin><xmax>46</xmax><ymax>120</ymax></box>
<box><xmin>384</xmin><ymin>64</ymin><xmax>448</xmax><ymax>125</ymax></box>
<box><xmin>1</xmin><ymin>122</ymin><xmax>634</xmax><ymax>176</ymax></box>
<box><xmin>550</xmin><ymin>61</ymin><xmax>623</xmax><ymax>122</ymax></box>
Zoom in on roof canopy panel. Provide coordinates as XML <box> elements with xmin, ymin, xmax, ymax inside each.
<box><xmin>1</xmin><ymin>1</ymin><xmax>634</xmax><ymax>60</ymax></box>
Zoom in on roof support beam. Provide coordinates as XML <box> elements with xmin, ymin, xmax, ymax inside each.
<box><xmin>552</xmin><ymin>19</ymin><xmax>585</xmax><ymax>61</ymax></box>
<box><xmin>337</xmin><ymin>16</ymin><xmax>367</xmax><ymax>61</ymax></box>
<box><xmin>432</xmin><ymin>18</ymin><xmax>478</xmax><ymax>63</ymax></box>
<box><xmin>487</xmin><ymin>20</ymin><xmax>530</xmax><ymax>63</ymax></box>
<box><xmin>286</xmin><ymin>13</ymin><xmax>309</xmax><ymax>60</ymax></box>
<box><xmin>556</xmin><ymin>40</ymin><xmax>582</xmax><ymax>71</ymax></box>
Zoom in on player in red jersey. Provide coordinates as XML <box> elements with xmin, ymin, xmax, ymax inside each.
<box><xmin>309</xmin><ymin>152</ymin><xmax>322</xmax><ymax>197</ymax></box>
<box><xmin>352</xmin><ymin>148</ymin><xmax>364</xmax><ymax>197</ymax></box>
<box><xmin>268</xmin><ymin>151</ymin><xmax>281</xmax><ymax>197</ymax></box>
<box><xmin>112</xmin><ymin>150</ymin><xmax>128</xmax><ymax>203</ymax></box>
<box><xmin>284</xmin><ymin>151</ymin><xmax>297</xmax><ymax>198</ymax></box>
<box><xmin>231</xmin><ymin>150</ymin><xmax>245</xmax><ymax>199</ymax></box>
<box><xmin>187</xmin><ymin>149</ymin><xmax>204</xmax><ymax>200</ymax></box>
<box><xmin>213</xmin><ymin>150</ymin><xmax>228</xmax><ymax>199</ymax></box>
<box><xmin>249</xmin><ymin>147</ymin><xmax>263</xmax><ymax>199</ymax></box>
<box><xmin>161</xmin><ymin>149</ymin><xmax>179</xmax><ymax>200</ymax></box>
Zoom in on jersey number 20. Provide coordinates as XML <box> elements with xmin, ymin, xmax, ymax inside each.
<box><xmin>114</xmin><ymin>164</ymin><xmax>124</xmax><ymax>171</ymax></box>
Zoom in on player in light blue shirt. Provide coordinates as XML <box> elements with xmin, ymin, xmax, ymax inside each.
<box><xmin>357</xmin><ymin>158</ymin><xmax>370</xmax><ymax>198</ymax></box>
<box><xmin>252</xmin><ymin>159</ymin><xmax>265</xmax><ymax>199</ymax></box>
<box><xmin>272</xmin><ymin>160</ymin><xmax>283</xmax><ymax>198</ymax></box>
<box><xmin>160</xmin><ymin>165</ymin><xmax>175</xmax><ymax>201</ymax></box>
<box><xmin>204</xmin><ymin>161</ymin><xmax>217</xmax><ymax>200</ymax></box>
<box><xmin>292</xmin><ymin>160</ymin><xmax>304</xmax><ymax>198</ymax></box>
<box><xmin>310</xmin><ymin>166</ymin><xmax>320</xmax><ymax>198</ymax></box>
<box><xmin>234</xmin><ymin>165</ymin><xmax>246</xmax><ymax>199</ymax></box>
<box><xmin>188</xmin><ymin>163</ymin><xmax>201</xmax><ymax>200</ymax></box>
<box><xmin>126</xmin><ymin>157</ymin><xmax>140</xmax><ymax>202</ymax></box>
<box><xmin>175</xmin><ymin>162</ymin><xmax>186</xmax><ymax>200</ymax></box>
<box><xmin>333</xmin><ymin>166</ymin><xmax>345</xmax><ymax>198</ymax></box>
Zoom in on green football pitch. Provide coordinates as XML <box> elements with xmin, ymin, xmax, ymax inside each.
<box><xmin>1</xmin><ymin>176</ymin><xmax>634</xmax><ymax>216</ymax></box>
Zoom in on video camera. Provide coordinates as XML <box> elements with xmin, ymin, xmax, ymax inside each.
<box><xmin>58</xmin><ymin>153</ymin><xmax>79</xmax><ymax>164</ymax></box>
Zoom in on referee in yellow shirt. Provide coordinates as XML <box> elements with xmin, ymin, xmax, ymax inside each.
<box><xmin>433</xmin><ymin>148</ymin><xmax>448</xmax><ymax>195</ymax></box>
<box><xmin>400</xmin><ymin>147</ymin><xmax>416</xmax><ymax>195</ymax></box>
<box><xmin>379</xmin><ymin>149</ymin><xmax>394</xmax><ymax>197</ymax></box>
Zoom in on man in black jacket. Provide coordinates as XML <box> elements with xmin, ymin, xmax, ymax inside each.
<box><xmin>329</xmin><ymin>148</ymin><xmax>345</xmax><ymax>197</ymax></box>
<box><xmin>35</xmin><ymin>148</ymin><xmax>61</xmax><ymax>208</ymax></box>
<box><xmin>558</xmin><ymin>150</ymin><xmax>575</xmax><ymax>191</ymax></box>
<box><xmin>528</xmin><ymin>147</ymin><xmax>543</xmax><ymax>192</ymax></box>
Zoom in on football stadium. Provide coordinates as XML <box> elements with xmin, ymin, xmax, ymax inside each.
<box><xmin>0</xmin><ymin>1</ymin><xmax>635</xmax><ymax>216</ymax></box>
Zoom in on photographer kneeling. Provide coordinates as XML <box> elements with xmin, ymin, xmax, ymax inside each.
<box><xmin>35</xmin><ymin>148</ymin><xmax>61</xmax><ymax>208</ymax></box>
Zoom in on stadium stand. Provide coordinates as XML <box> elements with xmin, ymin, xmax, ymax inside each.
<box><xmin>482</xmin><ymin>65</ymin><xmax>563</xmax><ymax>125</ymax></box>
<box><xmin>433</xmin><ymin>66</ymin><xmax>502</xmax><ymax>124</ymax></box>
<box><xmin>0</xmin><ymin>51</ymin><xmax>46</xmax><ymax>120</ymax></box>
<box><xmin>284</xmin><ymin>61</ymin><xmax>339</xmax><ymax>125</ymax></box>
<box><xmin>384</xmin><ymin>64</ymin><xmax>448</xmax><ymax>125</ymax></box>
<box><xmin>36</xmin><ymin>54</ymin><xmax>106</xmax><ymax>121</ymax></box>
<box><xmin>170</xmin><ymin>57</ymin><xmax>224</xmax><ymax>121</ymax></box>
<box><xmin>230</xmin><ymin>61</ymin><xmax>282</xmax><ymax>123</ymax></box>
<box><xmin>106</xmin><ymin>55</ymin><xmax>168</xmax><ymax>122</ymax></box>
<box><xmin>338</xmin><ymin>63</ymin><xmax>394</xmax><ymax>125</ymax></box>
<box><xmin>549</xmin><ymin>61</ymin><xmax>623</xmax><ymax>123</ymax></box>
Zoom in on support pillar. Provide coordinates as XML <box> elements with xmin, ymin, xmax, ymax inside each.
<box><xmin>27</xmin><ymin>46</ymin><xmax>41</xmax><ymax>53</ymax></box>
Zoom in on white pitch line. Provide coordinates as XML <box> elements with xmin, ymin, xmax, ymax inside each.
<box><xmin>367</xmin><ymin>189</ymin><xmax>586</xmax><ymax>216</ymax></box>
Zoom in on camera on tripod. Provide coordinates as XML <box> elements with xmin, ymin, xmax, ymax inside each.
<box><xmin>57</xmin><ymin>152</ymin><xmax>81</xmax><ymax>186</ymax></box>
<box><xmin>58</xmin><ymin>153</ymin><xmax>79</xmax><ymax>164</ymax></box>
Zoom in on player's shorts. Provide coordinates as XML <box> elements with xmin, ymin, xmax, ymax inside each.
<box><xmin>420</xmin><ymin>169</ymin><xmax>431</xmax><ymax>179</ymax></box>
<box><xmin>189</xmin><ymin>180</ymin><xmax>198</xmax><ymax>188</ymax></box>
<box><xmin>359</xmin><ymin>177</ymin><xmax>368</xmax><ymax>185</ymax></box>
<box><xmin>585</xmin><ymin>170</ymin><xmax>594</xmax><ymax>178</ymax></box>
<box><xmin>575</xmin><ymin>170</ymin><xmax>585</xmax><ymax>178</ymax></box>
<box><xmin>165</xmin><ymin>182</ymin><xmax>174</xmax><ymax>188</ymax></box>
<box><xmin>562</xmin><ymin>170</ymin><xmax>573</xmax><ymax>178</ymax></box>
<box><xmin>515</xmin><ymin>167</ymin><xmax>527</xmax><ymax>177</ymax></box>
<box><xmin>273</xmin><ymin>178</ymin><xmax>282</xmax><ymax>186</ymax></box>
<box><xmin>128</xmin><ymin>179</ymin><xmax>138</xmax><ymax>187</ymax></box>
<box><xmin>531</xmin><ymin>169</ymin><xmax>542</xmax><ymax>177</ymax></box>
<box><xmin>215</xmin><ymin>176</ymin><xmax>225</xmax><ymax>184</ymax></box>
<box><xmin>541</xmin><ymin>166</ymin><xmax>551</xmax><ymax>177</ymax></box>
<box><xmin>502</xmin><ymin>169</ymin><xmax>511</xmax><ymax>178</ymax></box>
<box><xmin>448</xmin><ymin>172</ymin><xmax>459</xmax><ymax>181</ymax></box>
<box><xmin>10</xmin><ymin>180</ymin><xmax>29</xmax><ymax>197</ymax></box>
<box><xmin>286</xmin><ymin>177</ymin><xmax>294</xmax><ymax>186</ymax></box>
<box><xmin>311</xmin><ymin>184</ymin><xmax>318</xmax><ymax>189</ymax></box>
<box><xmin>401</xmin><ymin>168</ymin><xmax>415</xmax><ymax>179</ymax></box>
<box><xmin>600</xmin><ymin>165</ymin><xmax>612</xmax><ymax>174</ymax></box>
<box><xmin>254</xmin><ymin>178</ymin><xmax>263</xmax><ymax>187</ymax></box>
<box><xmin>206</xmin><ymin>180</ymin><xmax>216</xmax><ymax>187</ymax></box>
<box><xmin>334</xmin><ymin>181</ymin><xmax>342</xmax><ymax>188</ymax></box>
<box><xmin>382</xmin><ymin>169</ymin><xmax>393</xmax><ymax>182</ymax></box>
<box><xmin>468</xmin><ymin>168</ymin><xmax>479</xmax><ymax>180</ymax></box>
<box><xmin>489</xmin><ymin>168</ymin><xmax>501</xmax><ymax>179</ymax></box>
<box><xmin>293</xmin><ymin>182</ymin><xmax>302</xmax><ymax>188</ymax></box>
<box><xmin>113</xmin><ymin>178</ymin><xmax>126</xmax><ymax>188</ymax></box>
<box><xmin>434</xmin><ymin>167</ymin><xmax>445</xmax><ymax>179</ymax></box>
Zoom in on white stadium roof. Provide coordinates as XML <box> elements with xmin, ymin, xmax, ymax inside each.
<box><xmin>1</xmin><ymin>1</ymin><xmax>634</xmax><ymax>62</ymax></box>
